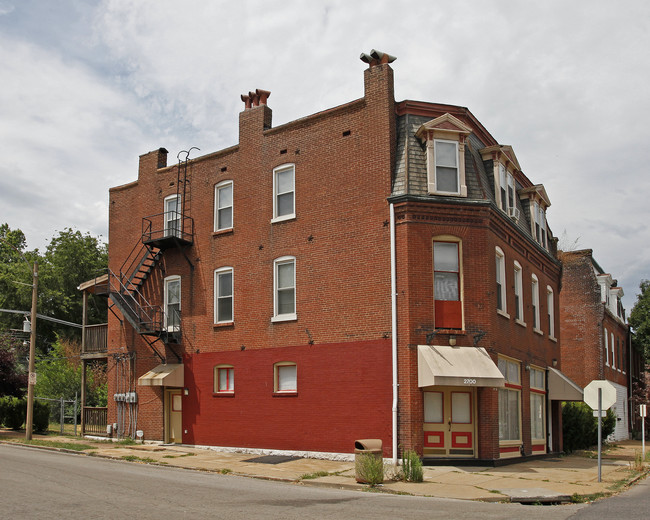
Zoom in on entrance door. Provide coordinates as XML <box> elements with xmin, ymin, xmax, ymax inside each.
<box><xmin>165</xmin><ymin>389</ymin><xmax>183</xmax><ymax>444</ymax></box>
<box><xmin>423</xmin><ymin>386</ymin><xmax>475</xmax><ymax>457</ymax></box>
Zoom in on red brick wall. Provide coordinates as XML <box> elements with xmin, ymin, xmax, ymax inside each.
<box><xmin>106</xmin><ymin>63</ymin><xmax>397</xmax><ymax>450</ymax></box>
<box><xmin>183</xmin><ymin>339</ymin><xmax>392</xmax><ymax>454</ymax></box>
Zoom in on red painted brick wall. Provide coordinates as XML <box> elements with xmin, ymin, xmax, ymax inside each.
<box><xmin>183</xmin><ymin>339</ymin><xmax>392</xmax><ymax>454</ymax></box>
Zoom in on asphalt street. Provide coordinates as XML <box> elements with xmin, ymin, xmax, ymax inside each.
<box><xmin>0</xmin><ymin>443</ymin><xmax>593</xmax><ymax>520</ymax></box>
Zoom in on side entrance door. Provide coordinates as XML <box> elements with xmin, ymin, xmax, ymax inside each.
<box><xmin>423</xmin><ymin>386</ymin><xmax>476</xmax><ymax>457</ymax></box>
<box><xmin>165</xmin><ymin>389</ymin><xmax>183</xmax><ymax>444</ymax></box>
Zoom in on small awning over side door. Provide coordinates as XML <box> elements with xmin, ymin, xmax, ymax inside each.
<box><xmin>417</xmin><ymin>345</ymin><xmax>505</xmax><ymax>388</ymax></box>
<box><xmin>138</xmin><ymin>364</ymin><xmax>184</xmax><ymax>387</ymax></box>
<box><xmin>547</xmin><ymin>367</ymin><xmax>583</xmax><ymax>401</ymax></box>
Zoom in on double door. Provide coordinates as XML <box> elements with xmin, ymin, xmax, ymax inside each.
<box><xmin>423</xmin><ymin>386</ymin><xmax>476</xmax><ymax>457</ymax></box>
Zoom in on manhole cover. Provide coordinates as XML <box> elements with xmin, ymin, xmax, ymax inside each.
<box><xmin>243</xmin><ymin>455</ymin><xmax>302</xmax><ymax>465</ymax></box>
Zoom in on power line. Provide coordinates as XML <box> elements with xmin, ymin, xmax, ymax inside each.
<box><xmin>0</xmin><ymin>308</ymin><xmax>82</xmax><ymax>328</ymax></box>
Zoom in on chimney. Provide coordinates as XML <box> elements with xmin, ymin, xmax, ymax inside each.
<box><xmin>138</xmin><ymin>147</ymin><xmax>168</xmax><ymax>179</ymax></box>
<box><xmin>239</xmin><ymin>89</ymin><xmax>272</xmax><ymax>146</ymax></box>
<box><xmin>360</xmin><ymin>49</ymin><xmax>396</xmax><ymax>104</ymax></box>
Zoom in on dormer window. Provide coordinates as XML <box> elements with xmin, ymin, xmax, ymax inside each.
<box><xmin>533</xmin><ymin>201</ymin><xmax>547</xmax><ymax>248</ymax></box>
<box><xmin>416</xmin><ymin>113</ymin><xmax>471</xmax><ymax>198</ymax></box>
<box><xmin>519</xmin><ymin>184</ymin><xmax>551</xmax><ymax>251</ymax></box>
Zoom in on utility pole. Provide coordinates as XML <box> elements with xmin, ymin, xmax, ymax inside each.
<box><xmin>25</xmin><ymin>261</ymin><xmax>38</xmax><ymax>441</ymax></box>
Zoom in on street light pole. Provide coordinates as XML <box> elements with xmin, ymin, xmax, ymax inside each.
<box><xmin>25</xmin><ymin>261</ymin><xmax>38</xmax><ymax>441</ymax></box>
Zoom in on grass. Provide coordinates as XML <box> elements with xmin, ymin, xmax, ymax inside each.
<box><xmin>162</xmin><ymin>452</ymin><xmax>196</xmax><ymax>459</ymax></box>
<box><xmin>220</xmin><ymin>468</ymin><xmax>232</xmax><ymax>474</ymax></box>
<box><xmin>20</xmin><ymin>439</ymin><xmax>95</xmax><ymax>451</ymax></box>
<box><xmin>121</xmin><ymin>455</ymin><xmax>158</xmax><ymax>464</ymax></box>
<box><xmin>300</xmin><ymin>471</ymin><xmax>330</xmax><ymax>480</ymax></box>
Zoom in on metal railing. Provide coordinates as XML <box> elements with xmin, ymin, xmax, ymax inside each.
<box><xmin>107</xmin><ymin>267</ymin><xmax>164</xmax><ymax>334</ymax></box>
<box><xmin>142</xmin><ymin>211</ymin><xmax>194</xmax><ymax>245</ymax></box>
<box><xmin>83</xmin><ymin>323</ymin><xmax>108</xmax><ymax>354</ymax></box>
<box><xmin>83</xmin><ymin>407</ymin><xmax>108</xmax><ymax>436</ymax></box>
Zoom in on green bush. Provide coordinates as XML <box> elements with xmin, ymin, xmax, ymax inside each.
<box><xmin>562</xmin><ymin>401</ymin><xmax>616</xmax><ymax>452</ymax></box>
<box><xmin>355</xmin><ymin>452</ymin><xmax>384</xmax><ymax>485</ymax></box>
<box><xmin>0</xmin><ymin>397</ymin><xmax>6</xmax><ymax>426</ymax></box>
<box><xmin>3</xmin><ymin>396</ymin><xmax>26</xmax><ymax>430</ymax></box>
<box><xmin>402</xmin><ymin>449</ymin><xmax>423</xmax><ymax>482</ymax></box>
<box><xmin>33</xmin><ymin>400</ymin><xmax>50</xmax><ymax>433</ymax></box>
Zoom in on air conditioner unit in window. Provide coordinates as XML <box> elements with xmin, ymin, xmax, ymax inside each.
<box><xmin>508</xmin><ymin>207</ymin><xmax>520</xmax><ymax>221</ymax></box>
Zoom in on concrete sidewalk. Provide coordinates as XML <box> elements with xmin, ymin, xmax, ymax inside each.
<box><xmin>1</xmin><ymin>430</ymin><xmax>647</xmax><ymax>503</ymax></box>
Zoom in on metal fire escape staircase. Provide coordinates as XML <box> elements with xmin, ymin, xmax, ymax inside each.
<box><xmin>107</xmin><ymin>149</ymin><xmax>196</xmax><ymax>364</ymax></box>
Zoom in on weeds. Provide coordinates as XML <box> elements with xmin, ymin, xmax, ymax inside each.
<box><xmin>20</xmin><ymin>439</ymin><xmax>95</xmax><ymax>451</ymax></box>
<box><xmin>121</xmin><ymin>455</ymin><xmax>157</xmax><ymax>464</ymax></box>
<box><xmin>300</xmin><ymin>471</ymin><xmax>330</xmax><ymax>480</ymax></box>
<box><xmin>401</xmin><ymin>449</ymin><xmax>423</xmax><ymax>482</ymax></box>
<box><xmin>355</xmin><ymin>453</ymin><xmax>384</xmax><ymax>486</ymax></box>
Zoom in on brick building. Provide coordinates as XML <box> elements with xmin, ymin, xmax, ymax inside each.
<box><xmin>559</xmin><ymin>249</ymin><xmax>643</xmax><ymax>440</ymax></box>
<box><xmin>85</xmin><ymin>50</ymin><xmax>580</xmax><ymax>462</ymax></box>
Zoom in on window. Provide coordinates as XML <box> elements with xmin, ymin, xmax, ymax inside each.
<box><xmin>273</xmin><ymin>257</ymin><xmax>296</xmax><ymax>321</ymax></box>
<box><xmin>215</xmin><ymin>181</ymin><xmax>233</xmax><ymax>231</ymax></box>
<box><xmin>164</xmin><ymin>194</ymin><xmax>181</xmax><ymax>237</ymax></box>
<box><xmin>507</xmin><ymin>173</ymin><xmax>515</xmax><ymax>212</ymax></box>
<box><xmin>611</xmin><ymin>332</ymin><xmax>616</xmax><ymax>369</ymax></box>
<box><xmin>530</xmin><ymin>368</ymin><xmax>546</xmax><ymax>442</ymax></box>
<box><xmin>604</xmin><ymin>327</ymin><xmax>609</xmax><ymax>366</ymax></box>
<box><xmin>514</xmin><ymin>262</ymin><xmax>523</xmax><ymax>322</ymax></box>
<box><xmin>164</xmin><ymin>276</ymin><xmax>181</xmax><ymax>332</ymax></box>
<box><xmin>533</xmin><ymin>201</ymin><xmax>547</xmax><ymax>249</ymax></box>
<box><xmin>617</xmin><ymin>337</ymin><xmax>621</xmax><ymax>371</ymax></box>
<box><xmin>499</xmin><ymin>164</ymin><xmax>507</xmax><ymax>212</ymax></box>
<box><xmin>273</xmin><ymin>164</ymin><xmax>295</xmax><ymax>222</ymax></box>
<box><xmin>214</xmin><ymin>268</ymin><xmax>233</xmax><ymax>323</ymax></box>
<box><xmin>433</xmin><ymin>239</ymin><xmax>462</xmax><ymax>329</ymax></box>
<box><xmin>416</xmin><ymin>113</ymin><xmax>470</xmax><ymax>197</ymax></box>
<box><xmin>496</xmin><ymin>247</ymin><xmax>507</xmax><ymax>314</ymax></box>
<box><xmin>547</xmin><ymin>286</ymin><xmax>555</xmax><ymax>339</ymax></box>
<box><xmin>274</xmin><ymin>362</ymin><xmax>297</xmax><ymax>393</ymax></box>
<box><xmin>498</xmin><ymin>357</ymin><xmax>521</xmax><ymax>442</ymax></box>
<box><xmin>214</xmin><ymin>365</ymin><xmax>234</xmax><ymax>393</ymax></box>
<box><xmin>434</xmin><ymin>139</ymin><xmax>459</xmax><ymax>194</ymax></box>
<box><xmin>531</xmin><ymin>274</ymin><xmax>540</xmax><ymax>331</ymax></box>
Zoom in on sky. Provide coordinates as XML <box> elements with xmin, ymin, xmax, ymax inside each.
<box><xmin>1</xmin><ymin>0</ymin><xmax>649</xmax><ymax>312</ymax></box>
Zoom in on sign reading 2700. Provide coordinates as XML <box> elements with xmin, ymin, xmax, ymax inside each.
<box><xmin>463</xmin><ymin>378</ymin><xmax>477</xmax><ymax>385</ymax></box>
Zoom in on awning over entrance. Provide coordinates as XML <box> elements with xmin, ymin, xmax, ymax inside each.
<box><xmin>547</xmin><ymin>367</ymin><xmax>582</xmax><ymax>401</ymax></box>
<box><xmin>138</xmin><ymin>364</ymin><xmax>184</xmax><ymax>387</ymax></box>
<box><xmin>417</xmin><ymin>345</ymin><xmax>505</xmax><ymax>388</ymax></box>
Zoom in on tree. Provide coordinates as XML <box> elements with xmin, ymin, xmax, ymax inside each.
<box><xmin>34</xmin><ymin>337</ymin><xmax>107</xmax><ymax>407</ymax></box>
<box><xmin>629</xmin><ymin>279</ymin><xmax>650</xmax><ymax>362</ymax></box>
<box><xmin>0</xmin><ymin>332</ymin><xmax>27</xmax><ymax>397</ymax></box>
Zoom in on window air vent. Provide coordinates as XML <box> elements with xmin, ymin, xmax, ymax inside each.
<box><xmin>508</xmin><ymin>207</ymin><xmax>520</xmax><ymax>221</ymax></box>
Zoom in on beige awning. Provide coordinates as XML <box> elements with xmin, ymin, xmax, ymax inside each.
<box><xmin>417</xmin><ymin>345</ymin><xmax>505</xmax><ymax>388</ymax></box>
<box><xmin>138</xmin><ymin>364</ymin><xmax>184</xmax><ymax>387</ymax></box>
<box><xmin>547</xmin><ymin>367</ymin><xmax>582</xmax><ymax>401</ymax></box>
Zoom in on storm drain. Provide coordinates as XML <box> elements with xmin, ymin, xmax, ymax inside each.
<box><xmin>243</xmin><ymin>455</ymin><xmax>303</xmax><ymax>464</ymax></box>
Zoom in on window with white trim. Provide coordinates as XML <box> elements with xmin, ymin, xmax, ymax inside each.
<box><xmin>496</xmin><ymin>247</ymin><xmax>507</xmax><ymax>314</ymax></box>
<box><xmin>604</xmin><ymin>327</ymin><xmax>610</xmax><ymax>366</ymax></box>
<box><xmin>434</xmin><ymin>139</ymin><xmax>460</xmax><ymax>194</ymax></box>
<box><xmin>530</xmin><ymin>367</ymin><xmax>546</xmax><ymax>442</ymax></box>
<box><xmin>514</xmin><ymin>261</ymin><xmax>524</xmax><ymax>322</ymax></box>
<box><xmin>214</xmin><ymin>365</ymin><xmax>234</xmax><ymax>393</ymax></box>
<box><xmin>214</xmin><ymin>181</ymin><xmax>233</xmax><ymax>231</ymax></box>
<box><xmin>274</xmin><ymin>362</ymin><xmax>297</xmax><ymax>393</ymax></box>
<box><xmin>533</xmin><ymin>201</ymin><xmax>548</xmax><ymax>249</ymax></box>
<box><xmin>531</xmin><ymin>274</ymin><xmax>540</xmax><ymax>331</ymax></box>
<box><xmin>214</xmin><ymin>267</ymin><xmax>233</xmax><ymax>324</ymax></box>
<box><xmin>611</xmin><ymin>332</ymin><xmax>616</xmax><ymax>369</ymax></box>
<box><xmin>272</xmin><ymin>164</ymin><xmax>295</xmax><ymax>222</ymax></box>
<box><xmin>273</xmin><ymin>256</ymin><xmax>296</xmax><ymax>321</ymax></box>
<box><xmin>164</xmin><ymin>194</ymin><xmax>181</xmax><ymax>238</ymax></box>
<box><xmin>547</xmin><ymin>286</ymin><xmax>555</xmax><ymax>338</ymax></box>
<box><xmin>498</xmin><ymin>357</ymin><xmax>521</xmax><ymax>442</ymax></box>
<box><xmin>164</xmin><ymin>275</ymin><xmax>181</xmax><ymax>332</ymax></box>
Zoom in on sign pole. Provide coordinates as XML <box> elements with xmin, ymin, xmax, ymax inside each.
<box><xmin>597</xmin><ymin>387</ymin><xmax>602</xmax><ymax>483</ymax></box>
<box><xmin>641</xmin><ymin>404</ymin><xmax>646</xmax><ymax>461</ymax></box>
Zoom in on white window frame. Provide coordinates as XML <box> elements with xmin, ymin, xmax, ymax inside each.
<box><xmin>274</xmin><ymin>362</ymin><xmax>297</xmax><ymax>393</ymax></box>
<box><xmin>214</xmin><ymin>267</ymin><xmax>234</xmax><ymax>324</ymax></box>
<box><xmin>432</xmin><ymin>139</ymin><xmax>461</xmax><ymax>195</ymax></box>
<box><xmin>164</xmin><ymin>194</ymin><xmax>181</xmax><ymax>238</ymax></box>
<box><xmin>531</xmin><ymin>274</ymin><xmax>540</xmax><ymax>333</ymax></box>
<box><xmin>604</xmin><ymin>327</ymin><xmax>610</xmax><ymax>366</ymax></box>
<box><xmin>272</xmin><ymin>164</ymin><xmax>295</xmax><ymax>223</ymax></box>
<box><xmin>611</xmin><ymin>332</ymin><xmax>616</xmax><ymax>369</ymax></box>
<box><xmin>529</xmin><ymin>367</ymin><xmax>546</xmax><ymax>443</ymax></box>
<box><xmin>546</xmin><ymin>285</ymin><xmax>555</xmax><ymax>339</ymax></box>
<box><xmin>214</xmin><ymin>181</ymin><xmax>233</xmax><ymax>231</ymax></box>
<box><xmin>272</xmin><ymin>256</ymin><xmax>296</xmax><ymax>322</ymax></box>
<box><xmin>164</xmin><ymin>275</ymin><xmax>181</xmax><ymax>332</ymax></box>
<box><xmin>496</xmin><ymin>247</ymin><xmax>508</xmax><ymax>317</ymax></box>
<box><xmin>514</xmin><ymin>261</ymin><xmax>524</xmax><ymax>324</ymax></box>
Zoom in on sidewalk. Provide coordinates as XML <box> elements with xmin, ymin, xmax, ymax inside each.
<box><xmin>1</xmin><ymin>430</ymin><xmax>647</xmax><ymax>503</ymax></box>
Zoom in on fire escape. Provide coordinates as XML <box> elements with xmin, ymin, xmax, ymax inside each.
<box><xmin>106</xmin><ymin>149</ymin><xmax>196</xmax><ymax>363</ymax></box>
